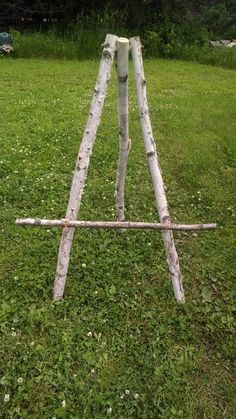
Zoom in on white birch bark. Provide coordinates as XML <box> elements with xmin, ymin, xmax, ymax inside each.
<box><xmin>115</xmin><ymin>37</ymin><xmax>130</xmax><ymax>221</ymax></box>
<box><xmin>130</xmin><ymin>36</ymin><xmax>185</xmax><ymax>303</ymax></box>
<box><xmin>53</xmin><ymin>34</ymin><xmax>118</xmax><ymax>300</ymax></box>
<box><xmin>16</xmin><ymin>218</ymin><xmax>217</xmax><ymax>230</ymax></box>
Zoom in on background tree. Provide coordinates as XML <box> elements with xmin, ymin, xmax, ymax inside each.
<box><xmin>0</xmin><ymin>0</ymin><xmax>235</xmax><ymax>37</ymax></box>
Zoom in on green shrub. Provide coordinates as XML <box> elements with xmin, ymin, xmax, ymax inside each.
<box><xmin>143</xmin><ymin>23</ymin><xmax>236</xmax><ymax>70</ymax></box>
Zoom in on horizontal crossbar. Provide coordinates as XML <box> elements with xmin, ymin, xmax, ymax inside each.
<box><xmin>15</xmin><ymin>218</ymin><xmax>217</xmax><ymax>231</ymax></box>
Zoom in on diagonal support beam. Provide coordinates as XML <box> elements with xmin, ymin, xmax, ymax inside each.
<box><xmin>53</xmin><ymin>34</ymin><xmax>118</xmax><ymax>300</ymax></box>
<box><xmin>130</xmin><ymin>36</ymin><xmax>185</xmax><ymax>303</ymax></box>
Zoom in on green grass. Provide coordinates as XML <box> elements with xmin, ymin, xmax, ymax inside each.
<box><xmin>0</xmin><ymin>58</ymin><xmax>235</xmax><ymax>418</ymax></box>
<box><xmin>8</xmin><ymin>29</ymin><xmax>236</xmax><ymax>69</ymax></box>
<box><xmin>11</xmin><ymin>29</ymin><xmax>110</xmax><ymax>60</ymax></box>
<box><xmin>10</xmin><ymin>29</ymin><xmax>128</xmax><ymax>61</ymax></box>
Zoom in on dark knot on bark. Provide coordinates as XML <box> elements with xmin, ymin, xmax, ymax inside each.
<box><xmin>118</xmin><ymin>74</ymin><xmax>128</xmax><ymax>83</ymax></box>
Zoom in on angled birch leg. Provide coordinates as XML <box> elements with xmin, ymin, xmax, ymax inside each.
<box><xmin>115</xmin><ymin>37</ymin><xmax>130</xmax><ymax>221</ymax></box>
<box><xmin>130</xmin><ymin>36</ymin><xmax>185</xmax><ymax>303</ymax></box>
<box><xmin>53</xmin><ymin>34</ymin><xmax>118</xmax><ymax>300</ymax></box>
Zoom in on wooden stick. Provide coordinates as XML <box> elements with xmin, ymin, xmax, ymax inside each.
<box><xmin>53</xmin><ymin>34</ymin><xmax>118</xmax><ymax>300</ymax></box>
<box><xmin>130</xmin><ymin>36</ymin><xmax>185</xmax><ymax>303</ymax></box>
<box><xmin>115</xmin><ymin>37</ymin><xmax>130</xmax><ymax>221</ymax></box>
<box><xmin>16</xmin><ymin>218</ymin><xmax>217</xmax><ymax>231</ymax></box>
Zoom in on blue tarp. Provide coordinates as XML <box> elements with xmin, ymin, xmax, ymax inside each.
<box><xmin>0</xmin><ymin>32</ymin><xmax>13</xmax><ymax>46</ymax></box>
<box><xmin>0</xmin><ymin>32</ymin><xmax>13</xmax><ymax>53</ymax></box>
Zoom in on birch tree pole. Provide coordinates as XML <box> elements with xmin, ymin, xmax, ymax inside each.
<box><xmin>53</xmin><ymin>34</ymin><xmax>118</xmax><ymax>300</ymax></box>
<box><xmin>130</xmin><ymin>36</ymin><xmax>185</xmax><ymax>303</ymax></box>
<box><xmin>115</xmin><ymin>37</ymin><xmax>130</xmax><ymax>221</ymax></box>
<box><xmin>16</xmin><ymin>218</ymin><xmax>217</xmax><ymax>230</ymax></box>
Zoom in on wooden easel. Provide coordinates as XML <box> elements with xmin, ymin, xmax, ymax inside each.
<box><xmin>16</xmin><ymin>35</ymin><xmax>216</xmax><ymax>302</ymax></box>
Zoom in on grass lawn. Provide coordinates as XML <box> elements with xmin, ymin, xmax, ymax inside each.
<box><xmin>0</xmin><ymin>58</ymin><xmax>235</xmax><ymax>418</ymax></box>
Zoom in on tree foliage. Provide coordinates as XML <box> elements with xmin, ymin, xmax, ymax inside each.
<box><xmin>0</xmin><ymin>0</ymin><xmax>235</xmax><ymax>37</ymax></box>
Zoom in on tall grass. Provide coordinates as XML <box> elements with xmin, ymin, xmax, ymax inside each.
<box><xmin>9</xmin><ymin>27</ymin><xmax>236</xmax><ymax>69</ymax></box>
<box><xmin>11</xmin><ymin>29</ymin><xmax>108</xmax><ymax>60</ymax></box>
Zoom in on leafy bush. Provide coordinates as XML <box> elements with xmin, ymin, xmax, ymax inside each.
<box><xmin>143</xmin><ymin>22</ymin><xmax>236</xmax><ymax>69</ymax></box>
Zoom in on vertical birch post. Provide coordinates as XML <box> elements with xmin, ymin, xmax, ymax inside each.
<box><xmin>115</xmin><ymin>37</ymin><xmax>130</xmax><ymax>221</ymax></box>
<box><xmin>53</xmin><ymin>34</ymin><xmax>118</xmax><ymax>300</ymax></box>
<box><xmin>130</xmin><ymin>36</ymin><xmax>185</xmax><ymax>303</ymax></box>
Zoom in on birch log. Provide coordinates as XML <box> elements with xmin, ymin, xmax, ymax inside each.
<box><xmin>115</xmin><ymin>37</ymin><xmax>130</xmax><ymax>221</ymax></box>
<box><xmin>16</xmin><ymin>218</ymin><xmax>217</xmax><ymax>230</ymax></box>
<box><xmin>130</xmin><ymin>36</ymin><xmax>185</xmax><ymax>303</ymax></box>
<box><xmin>53</xmin><ymin>34</ymin><xmax>118</xmax><ymax>300</ymax></box>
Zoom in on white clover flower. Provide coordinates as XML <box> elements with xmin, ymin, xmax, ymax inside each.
<box><xmin>87</xmin><ymin>331</ymin><xmax>92</xmax><ymax>337</ymax></box>
<box><xmin>125</xmin><ymin>389</ymin><xmax>130</xmax><ymax>395</ymax></box>
<box><xmin>120</xmin><ymin>394</ymin><xmax>124</xmax><ymax>399</ymax></box>
<box><xmin>4</xmin><ymin>394</ymin><xmax>10</xmax><ymax>402</ymax></box>
<box><xmin>90</xmin><ymin>369</ymin><xmax>95</xmax><ymax>374</ymax></box>
<box><xmin>107</xmin><ymin>407</ymin><xmax>112</xmax><ymax>414</ymax></box>
<box><xmin>17</xmin><ymin>377</ymin><xmax>23</xmax><ymax>384</ymax></box>
<box><xmin>62</xmin><ymin>400</ymin><xmax>66</xmax><ymax>408</ymax></box>
<box><xmin>82</xmin><ymin>263</ymin><xmax>86</xmax><ymax>268</ymax></box>
<box><xmin>134</xmin><ymin>393</ymin><xmax>139</xmax><ymax>399</ymax></box>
